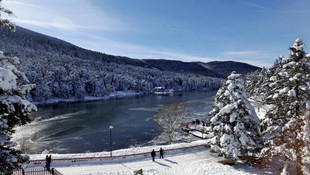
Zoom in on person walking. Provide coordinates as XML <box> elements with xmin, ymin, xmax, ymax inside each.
<box><xmin>44</xmin><ymin>155</ymin><xmax>49</xmax><ymax>170</ymax></box>
<box><xmin>46</xmin><ymin>155</ymin><xmax>52</xmax><ymax>171</ymax></box>
<box><xmin>151</xmin><ymin>149</ymin><xmax>156</xmax><ymax>161</ymax></box>
<box><xmin>159</xmin><ymin>148</ymin><xmax>164</xmax><ymax>159</ymax></box>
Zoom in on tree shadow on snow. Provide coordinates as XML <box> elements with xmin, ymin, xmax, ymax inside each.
<box><xmin>232</xmin><ymin>157</ymin><xmax>300</xmax><ymax>175</ymax></box>
<box><xmin>164</xmin><ymin>159</ymin><xmax>178</xmax><ymax>164</ymax></box>
<box><xmin>155</xmin><ymin>161</ymin><xmax>171</xmax><ymax>168</ymax></box>
<box><xmin>121</xmin><ymin>163</ymin><xmax>134</xmax><ymax>171</ymax></box>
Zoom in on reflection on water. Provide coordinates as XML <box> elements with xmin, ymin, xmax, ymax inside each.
<box><xmin>12</xmin><ymin>90</ymin><xmax>216</xmax><ymax>154</ymax></box>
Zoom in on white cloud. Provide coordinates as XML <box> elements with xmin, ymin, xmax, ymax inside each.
<box><xmin>1</xmin><ymin>0</ymin><xmax>274</xmax><ymax>68</ymax></box>
<box><xmin>13</xmin><ymin>17</ymin><xmax>112</xmax><ymax>31</ymax></box>
<box><xmin>223</xmin><ymin>51</ymin><xmax>261</xmax><ymax>56</ymax></box>
<box><xmin>222</xmin><ymin>50</ymin><xmax>273</xmax><ymax>67</ymax></box>
<box><xmin>3</xmin><ymin>0</ymin><xmax>130</xmax><ymax>32</ymax></box>
<box><xmin>234</xmin><ymin>59</ymin><xmax>272</xmax><ymax>68</ymax></box>
<box><xmin>69</xmin><ymin>33</ymin><xmax>271</xmax><ymax>67</ymax></box>
<box><xmin>238</xmin><ymin>1</ymin><xmax>267</xmax><ymax>10</ymax></box>
<box><xmin>14</xmin><ymin>18</ymin><xmax>74</xmax><ymax>30</ymax></box>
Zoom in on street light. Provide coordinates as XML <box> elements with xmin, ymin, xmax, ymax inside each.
<box><xmin>109</xmin><ymin>125</ymin><xmax>113</xmax><ymax>157</ymax></box>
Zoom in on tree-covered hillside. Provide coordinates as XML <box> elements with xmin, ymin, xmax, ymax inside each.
<box><xmin>142</xmin><ymin>59</ymin><xmax>225</xmax><ymax>78</ymax></box>
<box><xmin>0</xmin><ymin>26</ymin><xmax>260</xmax><ymax>103</ymax></box>
<box><xmin>201</xmin><ymin>61</ymin><xmax>261</xmax><ymax>77</ymax></box>
<box><xmin>0</xmin><ymin>27</ymin><xmax>225</xmax><ymax>102</ymax></box>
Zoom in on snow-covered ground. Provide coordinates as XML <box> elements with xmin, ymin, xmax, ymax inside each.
<box><xmin>28</xmin><ymin>140</ymin><xmax>278</xmax><ymax>175</ymax></box>
<box><xmin>189</xmin><ymin>130</ymin><xmax>212</xmax><ymax>139</ymax></box>
<box><xmin>248</xmin><ymin>97</ymin><xmax>272</xmax><ymax>120</ymax></box>
<box><xmin>56</xmin><ymin>148</ymin><xmax>259</xmax><ymax>175</ymax></box>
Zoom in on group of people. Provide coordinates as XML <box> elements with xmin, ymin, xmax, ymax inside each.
<box><xmin>151</xmin><ymin>148</ymin><xmax>164</xmax><ymax>161</ymax></box>
<box><xmin>45</xmin><ymin>155</ymin><xmax>52</xmax><ymax>171</ymax></box>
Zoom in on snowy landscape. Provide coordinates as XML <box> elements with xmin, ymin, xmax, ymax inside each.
<box><xmin>26</xmin><ymin>140</ymin><xmax>280</xmax><ymax>175</ymax></box>
<box><xmin>0</xmin><ymin>26</ymin><xmax>260</xmax><ymax>104</ymax></box>
<box><xmin>1</xmin><ymin>1</ymin><xmax>310</xmax><ymax>175</ymax></box>
<box><xmin>2</xmin><ymin>38</ymin><xmax>310</xmax><ymax>174</ymax></box>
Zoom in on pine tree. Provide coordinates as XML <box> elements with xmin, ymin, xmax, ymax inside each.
<box><xmin>0</xmin><ymin>4</ymin><xmax>37</xmax><ymax>173</ymax></box>
<box><xmin>207</xmin><ymin>72</ymin><xmax>261</xmax><ymax>160</ymax></box>
<box><xmin>0</xmin><ymin>51</ymin><xmax>37</xmax><ymax>174</ymax></box>
<box><xmin>258</xmin><ymin>58</ymin><xmax>282</xmax><ymax>100</ymax></box>
<box><xmin>244</xmin><ymin>70</ymin><xmax>260</xmax><ymax>96</ymax></box>
<box><xmin>260</xmin><ymin>38</ymin><xmax>310</xmax><ymax>140</ymax></box>
<box><xmin>261</xmin><ymin>109</ymin><xmax>310</xmax><ymax>175</ymax></box>
<box><xmin>244</xmin><ymin>68</ymin><xmax>268</xmax><ymax>98</ymax></box>
<box><xmin>0</xmin><ymin>0</ymin><xmax>15</xmax><ymax>31</ymax></box>
<box><xmin>244</xmin><ymin>57</ymin><xmax>283</xmax><ymax>101</ymax></box>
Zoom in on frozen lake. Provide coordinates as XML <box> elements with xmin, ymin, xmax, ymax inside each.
<box><xmin>13</xmin><ymin>90</ymin><xmax>217</xmax><ymax>154</ymax></box>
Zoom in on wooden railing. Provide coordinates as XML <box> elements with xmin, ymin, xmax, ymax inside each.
<box><xmin>1</xmin><ymin>168</ymin><xmax>63</xmax><ymax>175</ymax></box>
<box><xmin>30</xmin><ymin>144</ymin><xmax>207</xmax><ymax>165</ymax></box>
<box><xmin>4</xmin><ymin>144</ymin><xmax>206</xmax><ymax>175</ymax></box>
<box><xmin>52</xmin><ymin>168</ymin><xmax>63</xmax><ymax>175</ymax></box>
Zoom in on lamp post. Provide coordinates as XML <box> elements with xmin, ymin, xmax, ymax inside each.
<box><xmin>109</xmin><ymin>125</ymin><xmax>113</xmax><ymax>157</ymax></box>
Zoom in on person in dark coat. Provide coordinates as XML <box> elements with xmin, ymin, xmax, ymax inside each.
<box><xmin>159</xmin><ymin>148</ymin><xmax>164</xmax><ymax>159</ymax></box>
<box><xmin>46</xmin><ymin>155</ymin><xmax>52</xmax><ymax>171</ymax></box>
<box><xmin>45</xmin><ymin>155</ymin><xmax>49</xmax><ymax>170</ymax></box>
<box><xmin>151</xmin><ymin>149</ymin><xmax>156</xmax><ymax>161</ymax></box>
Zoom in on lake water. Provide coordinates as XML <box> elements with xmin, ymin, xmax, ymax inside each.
<box><xmin>13</xmin><ymin>90</ymin><xmax>217</xmax><ymax>154</ymax></box>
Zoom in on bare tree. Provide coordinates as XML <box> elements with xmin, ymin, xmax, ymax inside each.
<box><xmin>154</xmin><ymin>102</ymin><xmax>189</xmax><ymax>144</ymax></box>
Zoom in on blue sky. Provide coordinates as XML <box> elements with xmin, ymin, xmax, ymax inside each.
<box><xmin>3</xmin><ymin>0</ymin><xmax>310</xmax><ymax>67</ymax></box>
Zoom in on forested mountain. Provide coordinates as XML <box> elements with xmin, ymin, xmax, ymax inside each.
<box><xmin>142</xmin><ymin>59</ymin><xmax>225</xmax><ymax>78</ymax></box>
<box><xmin>0</xmin><ymin>26</ymin><xmax>259</xmax><ymax>103</ymax></box>
<box><xmin>201</xmin><ymin>61</ymin><xmax>261</xmax><ymax>77</ymax></box>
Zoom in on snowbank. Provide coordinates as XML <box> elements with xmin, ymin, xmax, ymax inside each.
<box><xmin>189</xmin><ymin>130</ymin><xmax>212</xmax><ymax>139</ymax></box>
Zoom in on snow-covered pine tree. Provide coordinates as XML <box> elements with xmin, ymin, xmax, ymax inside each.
<box><xmin>260</xmin><ymin>38</ymin><xmax>310</xmax><ymax>140</ymax></box>
<box><xmin>258</xmin><ymin>58</ymin><xmax>282</xmax><ymax>100</ymax></box>
<box><xmin>244</xmin><ymin>70</ymin><xmax>259</xmax><ymax>96</ymax></box>
<box><xmin>0</xmin><ymin>0</ymin><xmax>15</xmax><ymax>31</ymax></box>
<box><xmin>244</xmin><ymin>58</ymin><xmax>283</xmax><ymax>117</ymax></box>
<box><xmin>244</xmin><ymin>68</ymin><xmax>267</xmax><ymax>98</ymax></box>
<box><xmin>244</xmin><ymin>57</ymin><xmax>283</xmax><ymax>101</ymax></box>
<box><xmin>0</xmin><ymin>51</ymin><xmax>37</xmax><ymax>174</ymax></box>
<box><xmin>260</xmin><ymin>109</ymin><xmax>310</xmax><ymax>175</ymax></box>
<box><xmin>207</xmin><ymin>71</ymin><xmax>261</xmax><ymax>160</ymax></box>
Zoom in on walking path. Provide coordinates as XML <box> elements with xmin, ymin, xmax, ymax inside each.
<box><xmin>54</xmin><ymin>147</ymin><xmax>267</xmax><ymax>175</ymax></box>
<box><xmin>27</xmin><ymin>140</ymin><xmax>277</xmax><ymax>175</ymax></box>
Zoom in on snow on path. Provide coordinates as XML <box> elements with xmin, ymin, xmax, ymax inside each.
<box><xmin>55</xmin><ymin>147</ymin><xmax>265</xmax><ymax>175</ymax></box>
